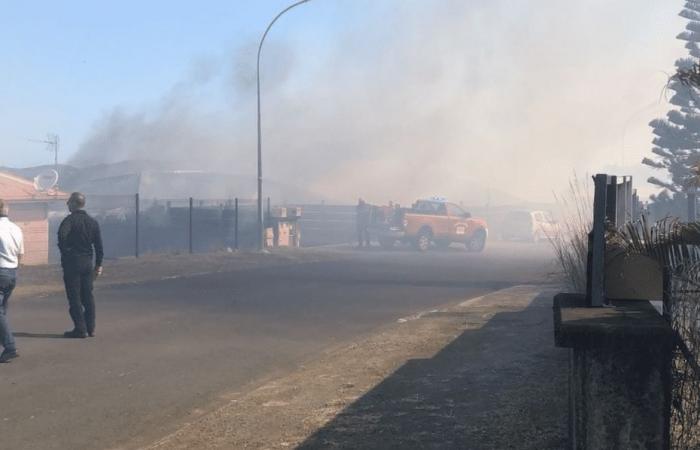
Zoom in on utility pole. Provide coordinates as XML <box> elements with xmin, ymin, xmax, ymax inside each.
<box><xmin>29</xmin><ymin>133</ymin><xmax>59</xmax><ymax>170</ymax></box>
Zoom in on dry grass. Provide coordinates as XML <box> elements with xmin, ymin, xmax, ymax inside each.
<box><xmin>609</xmin><ymin>217</ymin><xmax>700</xmax><ymax>270</ymax></box>
<box><xmin>548</xmin><ymin>175</ymin><xmax>592</xmax><ymax>294</ymax></box>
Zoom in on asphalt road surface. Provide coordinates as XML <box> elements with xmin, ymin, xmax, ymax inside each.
<box><xmin>1</xmin><ymin>241</ymin><xmax>555</xmax><ymax>450</ymax></box>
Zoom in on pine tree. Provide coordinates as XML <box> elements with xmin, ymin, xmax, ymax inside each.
<box><xmin>644</xmin><ymin>1</ymin><xmax>700</xmax><ymax>197</ymax></box>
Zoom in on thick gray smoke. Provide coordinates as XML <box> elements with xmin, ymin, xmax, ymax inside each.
<box><xmin>71</xmin><ymin>0</ymin><xmax>681</xmax><ymax>204</ymax></box>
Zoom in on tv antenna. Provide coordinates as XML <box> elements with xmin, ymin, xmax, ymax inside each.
<box><xmin>28</xmin><ymin>133</ymin><xmax>59</xmax><ymax>168</ymax></box>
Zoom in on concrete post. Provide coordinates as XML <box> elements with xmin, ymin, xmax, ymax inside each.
<box><xmin>554</xmin><ymin>294</ymin><xmax>673</xmax><ymax>449</ymax></box>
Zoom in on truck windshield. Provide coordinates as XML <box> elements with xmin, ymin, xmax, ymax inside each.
<box><xmin>446</xmin><ymin>203</ymin><xmax>467</xmax><ymax>217</ymax></box>
<box><xmin>413</xmin><ymin>201</ymin><xmax>446</xmax><ymax>215</ymax></box>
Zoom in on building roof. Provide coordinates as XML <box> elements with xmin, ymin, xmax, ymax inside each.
<box><xmin>0</xmin><ymin>171</ymin><xmax>68</xmax><ymax>201</ymax></box>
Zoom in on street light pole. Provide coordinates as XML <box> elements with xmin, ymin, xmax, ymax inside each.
<box><xmin>256</xmin><ymin>0</ymin><xmax>312</xmax><ymax>251</ymax></box>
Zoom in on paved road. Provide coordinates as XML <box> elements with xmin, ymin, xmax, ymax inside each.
<box><xmin>0</xmin><ymin>242</ymin><xmax>554</xmax><ymax>450</ymax></box>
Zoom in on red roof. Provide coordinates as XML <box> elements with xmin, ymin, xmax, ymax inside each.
<box><xmin>0</xmin><ymin>171</ymin><xmax>68</xmax><ymax>201</ymax></box>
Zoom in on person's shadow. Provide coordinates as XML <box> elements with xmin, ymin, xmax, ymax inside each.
<box><xmin>13</xmin><ymin>332</ymin><xmax>64</xmax><ymax>339</ymax></box>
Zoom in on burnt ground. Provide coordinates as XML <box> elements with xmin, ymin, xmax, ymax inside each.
<box><xmin>1</xmin><ymin>241</ymin><xmax>562</xmax><ymax>450</ymax></box>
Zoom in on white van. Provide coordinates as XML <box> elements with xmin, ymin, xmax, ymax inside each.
<box><xmin>501</xmin><ymin>210</ymin><xmax>559</xmax><ymax>242</ymax></box>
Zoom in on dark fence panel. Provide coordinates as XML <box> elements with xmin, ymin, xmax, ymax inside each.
<box><xmin>294</xmin><ymin>204</ymin><xmax>356</xmax><ymax>247</ymax></box>
<box><xmin>48</xmin><ymin>194</ymin><xmax>138</xmax><ymax>263</ymax></box>
<box><xmin>48</xmin><ymin>196</ymin><xmax>258</xmax><ymax>263</ymax></box>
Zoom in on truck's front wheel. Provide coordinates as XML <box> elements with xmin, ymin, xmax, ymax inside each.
<box><xmin>466</xmin><ymin>229</ymin><xmax>487</xmax><ymax>253</ymax></box>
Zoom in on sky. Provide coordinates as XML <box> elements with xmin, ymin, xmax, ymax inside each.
<box><xmin>0</xmin><ymin>0</ymin><xmax>690</xmax><ymax>203</ymax></box>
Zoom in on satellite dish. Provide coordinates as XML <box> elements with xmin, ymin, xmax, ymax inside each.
<box><xmin>34</xmin><ymin>169</ymin><xmax>59</xmax><ymax>192</ymax></box>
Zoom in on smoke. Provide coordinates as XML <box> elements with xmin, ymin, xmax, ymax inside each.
<box><xmin>72</xmin><ymin>39</ymin><xmax>296</xmax><ymax>176</ymax></box>
<box><xmin>71</xmin><ymin>0</ymin><xmax>682</xmax><ymax>204</ymax></box>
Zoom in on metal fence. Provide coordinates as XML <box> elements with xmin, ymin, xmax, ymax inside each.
<box><xmin>44</xmin><ymin>199</ymin><xmax>359</xmax><ymax>263</ymax></box>
<box><xmin>45</xmin><ymin>198</ymin><xmax>585</xmax><ymax>258</ymax></box>
<box><xmin>664</xmin><ymin>265</ymin><xmax>700</xmax><ymax>449</ymax></box>
<box><xmin>292</xmin><ymin>204</ymin><xmax>356</xmax><ymax>247</ymax></box>
<box><xmin>48</xmin><ymin>195</ymin><xmax>260</xmax><ymax>263</ymax></box>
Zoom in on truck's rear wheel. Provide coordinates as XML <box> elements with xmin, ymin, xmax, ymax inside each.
<box><xmin>414</xmin><ymin>229</ymin><xmax>432</xmax><ymax>252</ymax></box>
<box><xmin>466</xmin><ymin>229</ymin><xmax>487</xmax><ymax>253</ymax></box>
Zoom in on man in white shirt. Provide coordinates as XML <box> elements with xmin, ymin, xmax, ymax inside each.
<box><xmin>0</xmin><ymin>199</ymin><xmax>24</xmax><ymax>363</ymax></box>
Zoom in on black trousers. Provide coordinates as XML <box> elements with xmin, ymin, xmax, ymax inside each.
<box><xmin>62</xmin><ymin>257</ymin><xmax>95</xmax><ymax>334</ymax></box>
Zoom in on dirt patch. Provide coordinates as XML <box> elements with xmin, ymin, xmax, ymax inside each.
<box><xmin>137</xmin><ymin>286</ymin><xmax>568</xmax><ymax>450</ymax></box>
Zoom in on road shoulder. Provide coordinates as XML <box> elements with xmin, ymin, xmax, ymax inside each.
<box><xmin>139</xmin><ymin>285</ymin><xmax>568</xmax><ymax>450</ymax></box>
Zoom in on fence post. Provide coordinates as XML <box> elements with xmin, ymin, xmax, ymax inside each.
<box><xmin>135</xmin><ymin>193</ymin><xmax>140</xmax><ymax>258</ymax></box>
<box><xmin>624</xmin><ymin>177</ymin><xmax>633</xmax><ymax>223</ymax></box>
<box><xmin>589</xmin><ymin>174</ymin><xmax>608</xmax><ymax>307</ymax></box>
<box><xmin>234</xmin><ymin>198</ymin><xmax>239</xmax><ymax>251</ymax></box>
<box><xmin>605</xmin><ymin>175</ymin><xmax>617</xmax><ymax>227</ymax></box>
<box><xmin>189</xmin><ymin>197</ymin><xmax>193</xmax><ymax>254</ymax></box>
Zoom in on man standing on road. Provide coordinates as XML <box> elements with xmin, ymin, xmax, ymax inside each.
<box><xmin>0</xmin><ymin>199</ymin><xmax>23</xmax><ymax>362</ymax></box>
<box><xmin>58</xmin><ymin>192</ymin><xmax>104</xmax><ymax>339</ymax></box>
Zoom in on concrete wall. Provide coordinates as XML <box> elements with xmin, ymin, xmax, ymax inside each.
<box><xmin>570</xmin><ymin>344</ymin><xmax>671</xmax><ymax>449</ymax></box>
<box><xmin>18</xmin><ymin>219</ymin><xmax>49</xmax><ymax>265</ymax></box>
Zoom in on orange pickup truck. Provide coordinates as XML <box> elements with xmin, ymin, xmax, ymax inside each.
<box><xmin>370</xmin><ymin>199</ymin><xmax>488</xmax><ymax>252</ymax></box>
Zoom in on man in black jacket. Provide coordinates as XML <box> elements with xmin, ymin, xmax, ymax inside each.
<box><xmin>58</xmin><ymin>192</ymin><xmax>104</xmax><ymax>338</ymax></box>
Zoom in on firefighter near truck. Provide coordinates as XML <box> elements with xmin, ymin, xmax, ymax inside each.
<box><xmin>367</xmin><ymin>198</ymin><xmax>488</xmax><ymax>252</ymax></box>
